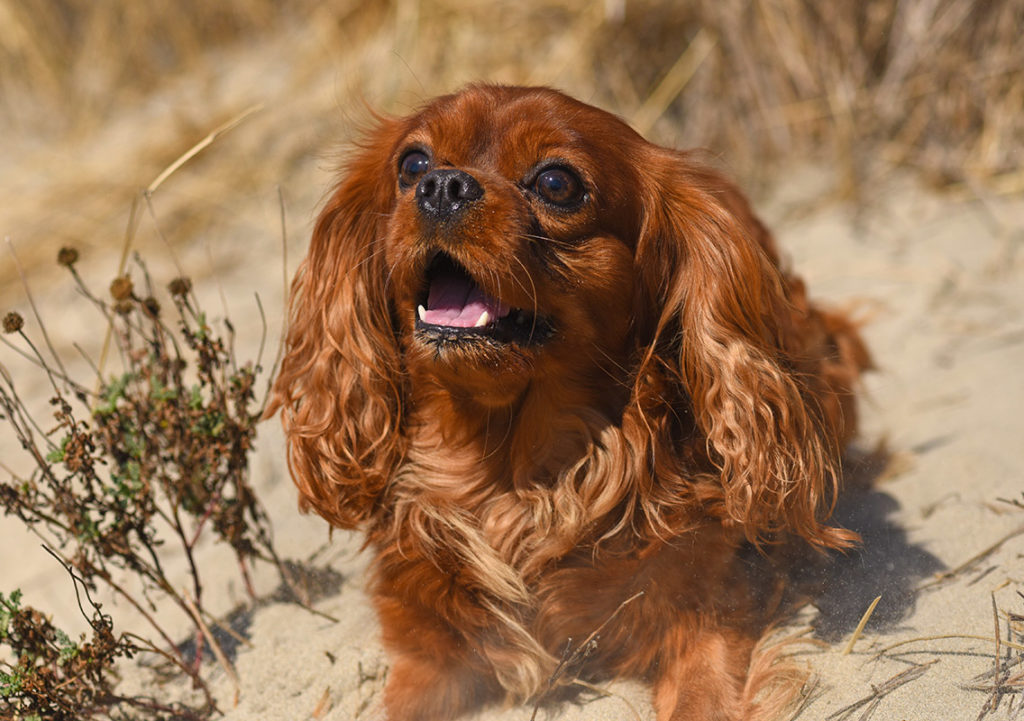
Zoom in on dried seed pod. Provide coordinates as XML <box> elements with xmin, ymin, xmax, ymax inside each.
<box><xmin>168</xmin><ymin>277</ymin><xmax>192</xmax><ymax>297</ymax></box>
<box><xmin>57</xmin><ymin>247</ymin><xmax>80</xmax><ymax>267</ymax></box>
<box><xmin>142</xmin><ymin>296</ymin><xmax>161</xmax><ymax>318</ymax></box>
<box><xmin>110</xmin><ymin>276</ymin><xmax>134</xmax><ymax>301</ymax></box>
<box><xmin>3</xmin><ymin>311</ymin><xmax>24</xmax><ymax>333</ymax></box>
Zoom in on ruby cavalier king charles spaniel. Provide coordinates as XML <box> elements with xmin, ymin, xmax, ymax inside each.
<box><xmin>270</xmin><ymin>85</ymin><xmax>870</xmax><ymax>721</ymax></box>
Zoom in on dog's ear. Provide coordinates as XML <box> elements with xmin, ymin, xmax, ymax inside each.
<box><xmin>268</xmin><ymin>118</ymin><xmax>407</xmax><ymax>528</ymax></box>
<box><xmin>629</xmin><ymin>150</ymin><xmax>855</xmax><ymax>548</ymax></box>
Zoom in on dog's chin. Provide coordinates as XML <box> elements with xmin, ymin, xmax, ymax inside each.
<box><xmin>405</xmin><ymin>329</ymin><xmax>542</xmax><ymax>407</ymax></box>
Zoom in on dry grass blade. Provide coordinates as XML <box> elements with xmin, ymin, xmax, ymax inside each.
<box><xmin>825</xmin><ymin>660</ymin><xmax>938</xmax><ymax>721</ymax></box>
<box><xmin>631</xmin><ymin>27</ymin><xmax>716</xmax><ymax>136</ymax></box>
<box><xmin>919</xmin><ymin>525</ymin><xmax>1024</xmax><ymax>591</ymax></box>
<box><xmin>873</xmin><ymin>634</ymin><xmax>1024</xmax><ymax>660</ymax></box>
<box><xmin>146</xmin><ymin>104</ymin><xmax>263</xmax><ymax>195</ymax></box>
<box><xmin>200</xmin><ymin>606</ymin><xmax>254</xmax><ymax>651</ymax></box>
<box><xmin>970</xmin><ymin>592</ymin><xmax>1024</xmax><ymax>718</ymax></box>
<box><xmin>974</xmin><ymin>653</ymin><xmax>1024</xmax><ymax>684</ymax></box>
<box><xmin>842</xmin><ymin>595</ymin><xmax>881</xmax><ymax>655</ymax></box>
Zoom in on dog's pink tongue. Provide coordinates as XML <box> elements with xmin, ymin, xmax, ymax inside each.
<box><xmin>424</xmin><ymin>274</ymin><xmax>509</xmax><ymax>328</ymax></box>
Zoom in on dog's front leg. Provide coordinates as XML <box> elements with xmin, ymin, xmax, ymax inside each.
<box><xmin>375</xmin><ymin>591</ymin><xmax>501</xmax><ymax>721</ymax></box>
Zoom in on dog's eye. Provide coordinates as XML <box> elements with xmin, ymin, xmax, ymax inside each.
<box><xmin>533</xmin><ymin>167</ymin><xmax>584</xmax><ymax>207</ymax></box>
<box><xmin>399</xmin><ymin>150</ymin><xmax>431</xmax><ymax>187</ymax></box>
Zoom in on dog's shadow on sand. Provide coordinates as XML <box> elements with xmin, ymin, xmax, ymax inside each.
<box><xmin>782</xmin><ymin>447</ymin><xmax>945</xmax><ymax>642</ymax></box>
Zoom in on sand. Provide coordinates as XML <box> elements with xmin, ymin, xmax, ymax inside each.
<box><xmin>2</xmin><ymin>161</ymin><xmax>1024</xmax><ymax>720</ymax></box>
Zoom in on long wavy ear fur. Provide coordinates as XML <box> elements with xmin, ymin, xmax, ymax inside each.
<box><xmin>632</xmin><ymin>149</ymin><xmax>856</xmax><ymax>549</ymax></box>
<box><xmin>267</xmin><ymin>118</ymin><xmax>407</xmax><ymax>528</ymax></box>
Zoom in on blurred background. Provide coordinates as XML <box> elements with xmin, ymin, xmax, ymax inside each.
<box><xmin>1</xmin><ymin>0</ymin><xmax>1022</xmax><ymax>296</ymax></box>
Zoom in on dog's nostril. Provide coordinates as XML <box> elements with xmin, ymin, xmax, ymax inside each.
<box><xmin>420</xmin><ymin>176</ymin><xmax>437</xmax><ymax>198</ymax></box>
<box><xmin>449</xmin><ymin>175</ymin><xmax>482</xmax><ymax>201</ymax></box>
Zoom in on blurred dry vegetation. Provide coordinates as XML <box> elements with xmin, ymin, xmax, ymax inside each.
<box><xmin>1</xmin><ymin>0</ymin><xmax>1022</xmax><ymax>294</ymax></box>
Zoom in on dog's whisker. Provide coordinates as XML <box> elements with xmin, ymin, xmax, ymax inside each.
<box><xmin>507</xmin><ymin>254</ymin><xmax>540</xmax><ymax>339</ymax></box>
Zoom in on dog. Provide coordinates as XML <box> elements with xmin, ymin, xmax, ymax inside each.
<box><xmin>270</xmin><ymin>84</ymin><xmax>870</xmax><ymax>721</ymax></box>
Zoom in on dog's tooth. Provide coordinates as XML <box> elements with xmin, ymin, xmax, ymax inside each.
<box><xmin>417</xmin><ymin>305</ymin><xmax>426</xmax><ymax>321</ymax></box>
<box><xmin>474</xmin><ymin>311</ymin><xmax>490</xmax><ymax>328</ymax></box>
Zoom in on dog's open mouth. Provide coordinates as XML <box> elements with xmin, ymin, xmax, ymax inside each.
<box><xmin>415</xmin><ymin>253</ymin><xmax>551</xmax><ymax>345</ymax></box>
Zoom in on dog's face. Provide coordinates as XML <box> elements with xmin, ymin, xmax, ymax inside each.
<box><xmin>380</xmin><ymin>87</ymin><xmax>649</xmax><ymax>405</ymax></box>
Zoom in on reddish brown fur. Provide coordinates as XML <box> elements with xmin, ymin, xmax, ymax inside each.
<box><xmin>269</xmin><ymin>85</ymin><xmax>870</xmax><ymax>721</ymax></box>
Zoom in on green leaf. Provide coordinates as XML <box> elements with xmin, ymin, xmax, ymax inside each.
<box><xmin>95</xmin><ymin>372</ymin><xmax>134</xmax><ymax>415</ymax></box>
<box><xmin>55</xmin><ymin>628</ymin><xmax>79</xmax><ymax>664</ymax></box>
<box><xmin>188</xmin><ymin>385</ymin><xmax>203</xmax><ymax>410</ymax></box>
<box><xmin>46</xmin><ymin>435</ymin><xmax>70</xmax><ymax>463</ymax></box>
<box><xmin>125</xmin><ymin>431</ymin><xmax>145</xmax><ymax>460</ymax></box>
<box><xmin>0</xmin><ymin>668</ymin><xmax>25</xmax><ymax>696</ymax></box>
<box><xmin>0</xmin><ymin>589</ymin><xmax>22</xmax><ymax>640</ymax></box>
<box><xmin>149</xmin><ymin>377</ymin><xmax>178</xmax><ymax>402</ymax></box>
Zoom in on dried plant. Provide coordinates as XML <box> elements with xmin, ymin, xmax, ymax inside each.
<box><xmin>0</xmin><ymin>577</ymin><xmax>203</xmax><ymax>721</ymax></box>
<box><xmin>0</xmin><ymin>246</ymin><xmax>285</xmax><ymax>715</ymax></box>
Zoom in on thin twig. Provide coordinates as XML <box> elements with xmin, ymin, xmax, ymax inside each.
<box><xmin>183</xmin><ymin>591</ymin><xmax>240</xmax><ymax>706</ymax></box>
<box><xmin>0</xmin><ymin>358</ymin><xmax>63</xmax><ymax>452</ymax></box>
<box><xmin>0</xmin><ymin>336</ymin><xmax>86</xmax><ymax>392</ymax></box>
<box><xmin>199</xmin><ymin>607</ymin><xmax>253</xmax><ymax>650</ymax></box>
<box><xmin>254</xmin><ymin>292</ymin><xmax>268</xmax><ymax>377</ymax></box>
<box><xmin>530</xmin><ymin>590</ymin><xmax>645</xmax><ymax>720</ymax></box>
<box><xmin>99</xmin><ymin>572</ymin><xmax>189</xmax><ymax>675</ymax></box>
<box><xmin>974</xmin><ymin>652</ymin><xmax>1024</xmax><ymax>683</ymax></box>
<box><xmin>40</xmin><ymin>545</ymin><xmax>109</xmax><ymax>635</ymax></box>
<box><xmin>993</xmin><ymin>593</ymin><xmax>1003</xmax><ymax>696</ymax></box>
<box><xmin>5</xmin><ymin>238</ymin><xmax>70</xmax><ymax>381</ymax></box>
<box><xmin>122</xmin><ymin>631</ymin><xmax>216</xmax><ymax>711</ymax></box>
<box><xmin>71</xmin><ymin>342</ymin><xmax>103</xmax><ymax>386</ymax></box>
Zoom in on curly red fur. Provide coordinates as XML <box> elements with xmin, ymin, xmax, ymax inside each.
<box><xmin>268</xmin><ymin>85</ymin><xmax>871</xmax><ymax>721</ymax></box>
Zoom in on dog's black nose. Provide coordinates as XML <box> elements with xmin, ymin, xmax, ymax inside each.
<box><xmin>416</xmin><ymin>169</ymin><xmax>483</xmax><ymax>222</ymax></box>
